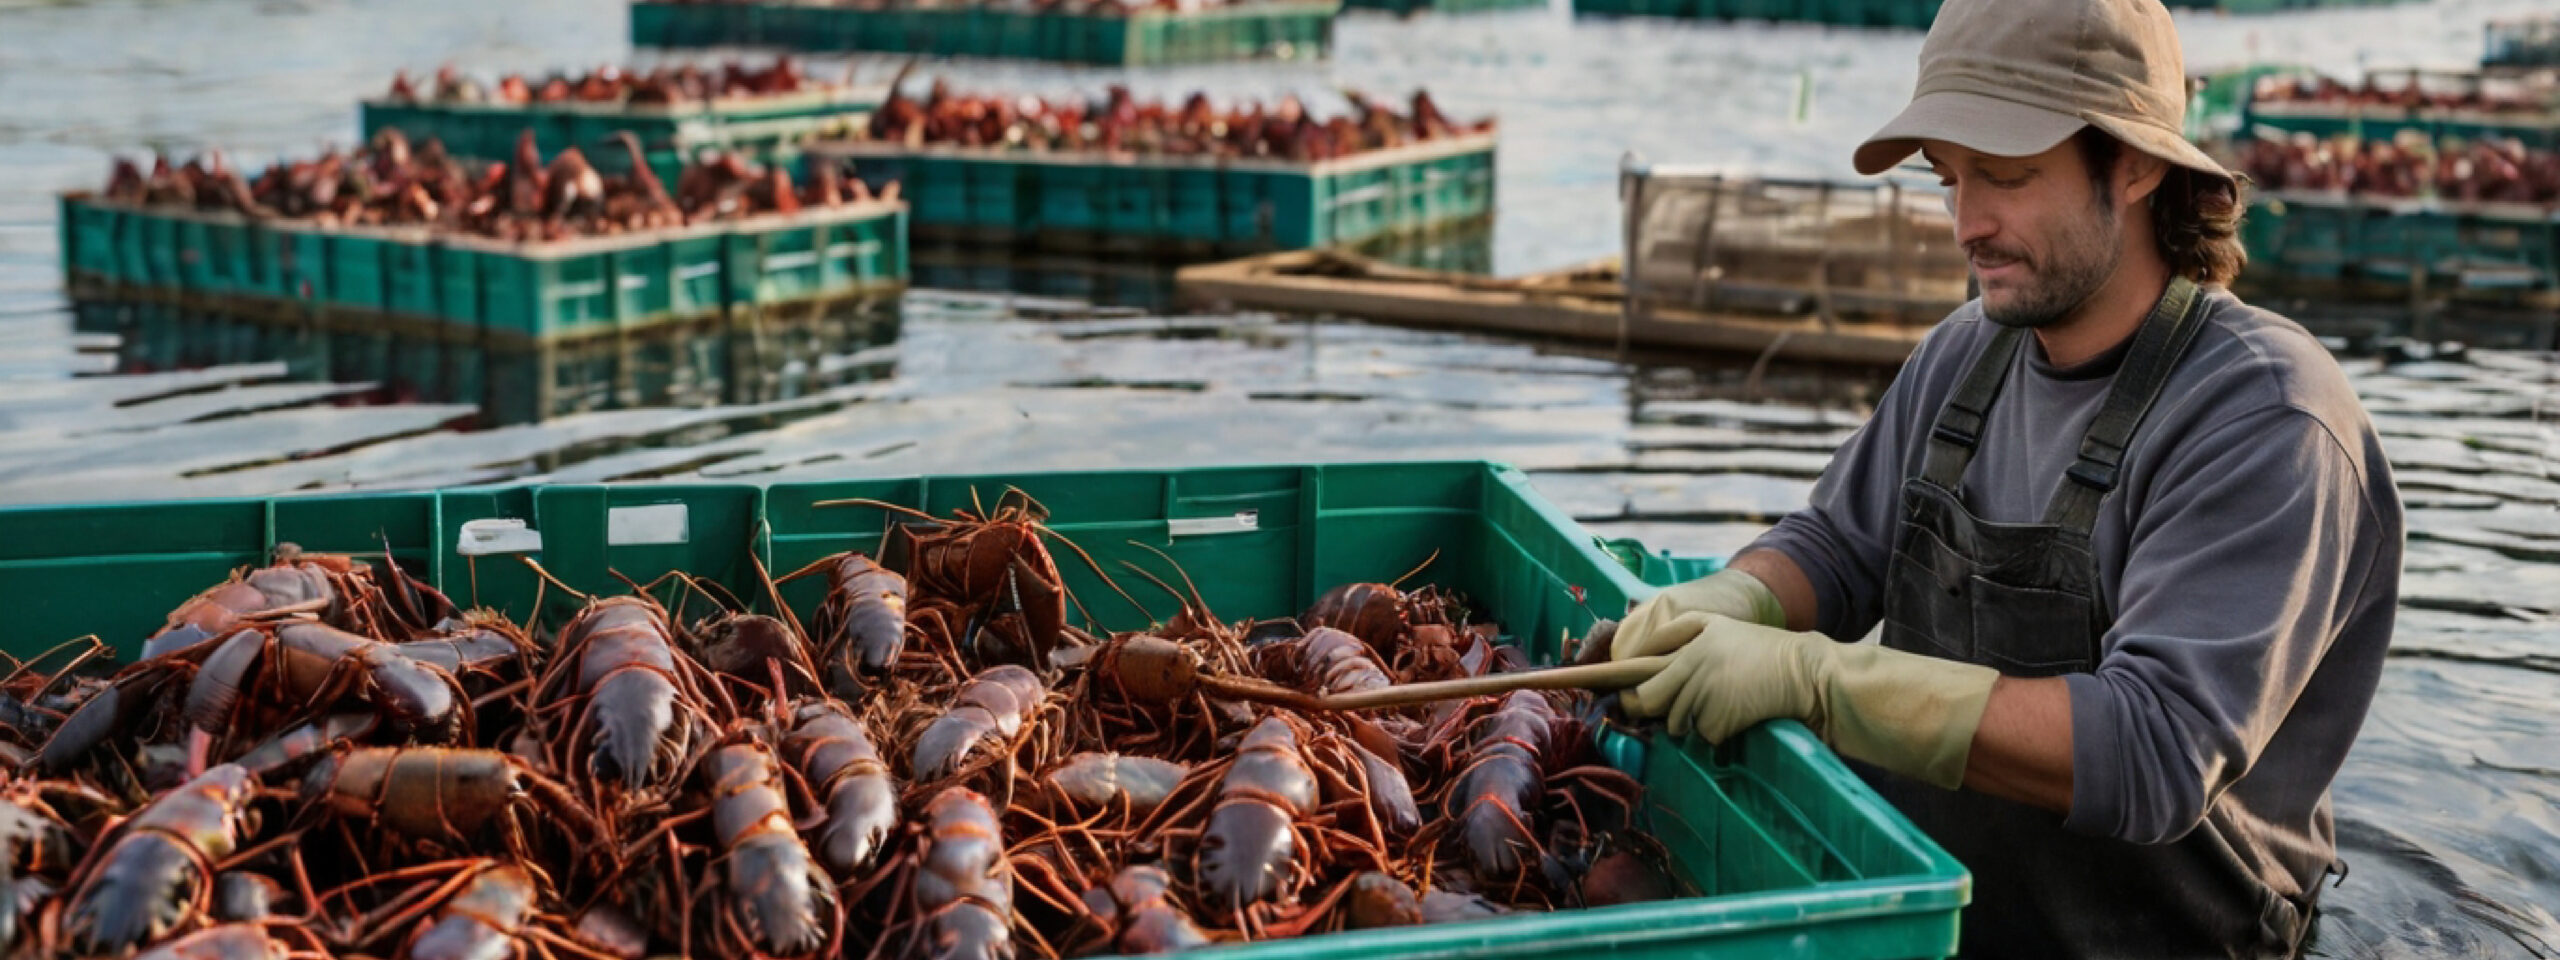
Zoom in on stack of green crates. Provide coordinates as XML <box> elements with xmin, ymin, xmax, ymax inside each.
<box><xmin>360</xmin><ymin>89</ymin><xmax>882</xmax><ymax>189</ymax></box>
<box><xmin>630</xmin><ymin>0</ymin><xmax>1339</xmax><ymax>65</ymax></box>
<box><xmin>808</xmin><ymin>133</ymin><xmax>1496</xmax><ymax>253</ymax></box>
<box><xmin>0</xmin><ymin>460</ymin><xmax>1969</xmax><ymax>960</ymax></box>
<box><xmin>2244</xmin><ymin>191</ymin><xmax>2560</xmax><ymax>293</ymax></box>
<box><xmin>58</xmin><ymin>193</ymin><xmax>910</xmax><ymax>344</ymax></box>
<box><xmin>1570</xmin><ymin>0</ymin><xmax>1944</xmax><ymax>29</ymax></box>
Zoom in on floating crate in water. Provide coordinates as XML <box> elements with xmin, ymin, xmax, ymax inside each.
<box><xmin>2243</xmin><ymin>191</ymin><xmax>2560</xmax><ymax>294</ymax></box>
<box><xmin>809</xmin><ymin>133</ymin><xmax>1495</xmax><ymax>254</ymax></box>
<box><xmin>0</xmin><ymin>461</ymin><xmax>1968</xmax><ymax>960</ymax></box>
<box><xmin>630</xmin><ymin>0</ymin><xmax>1338</xmax><ymax>65</ymax></box>
<box><xmin>358</xmin><ymin>90</ymin><xmax>882</xmax><ymax>190</ymax></box>
<box><xmin>1571</xmin><ymin>0</ymin><xmax>1942</xmax><ymax>28</ymax></box>
<box><xmin>58</xmin><ymin>193</ymin><xmax>910</xmax><ymax>343</ymax></box>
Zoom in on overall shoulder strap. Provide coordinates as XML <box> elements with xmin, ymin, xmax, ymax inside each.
<box><xmin>2042</xmin><ymin>277</ymin><xmax>2209</xmax><ymax>532</ymax></box>
<box><xmin>1919</xmin><ymin>325</ymin><xmax>2027</xmax><ymax>491</ymax></box>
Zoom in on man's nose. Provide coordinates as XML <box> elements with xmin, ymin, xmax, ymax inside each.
<box><xmin>1947</xmin><ymin>184</ymin><xmax>1997</xmax><ymax>249</ymax></box>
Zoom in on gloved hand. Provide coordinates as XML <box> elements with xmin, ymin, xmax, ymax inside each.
<box><xmin>1609</xmin><ymin>567</ymin><xmax>1787</xmax><ymax>661</ymax></box>
<box><xmin>1621</xmin><ymin>613</ymin><xmax>1998</xmax><ymax>790</ymax></box>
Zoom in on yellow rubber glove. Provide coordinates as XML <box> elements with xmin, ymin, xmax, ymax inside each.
<box><xmin>1609</xmin><ymin>567</ymin><xmax>1787</xmax><ymax>661</ymax></box>
<box><xmin>1621</xmin><ymin>613</ymin><xmax>1999</xmax><ymax>790</ymax></box>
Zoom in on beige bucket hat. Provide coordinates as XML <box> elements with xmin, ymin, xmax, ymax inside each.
<box><xmin>1854</xmin><ymin>0</ymin><xmax>2232</xmax><ymax>182</ymax></box>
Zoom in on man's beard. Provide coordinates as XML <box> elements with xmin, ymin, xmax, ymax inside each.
<box><xmin>1977</xmin><ymin>195</ymin><xmax>2120</xmax><ymax>329</ymax></box>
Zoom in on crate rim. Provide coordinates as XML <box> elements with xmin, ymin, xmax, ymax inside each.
<box><xmin>359</xmin><ymin>85</ymin><xmax>891</xmax><ymax>120</ymax></box>
<box><xmin>806</xmin><ymin>130</ymin><xmax>1497</xmax><ymax>175</ymax></box>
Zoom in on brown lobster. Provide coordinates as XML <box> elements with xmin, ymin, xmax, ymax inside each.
<box><xmin>298</xmin><ymin>747</ymin><xmax>612</xmax><ymax>875</ymax></box>
<box><xmin>532</xmin><ymin>597</ymin><xmax>717</xmax><ymax>801</ymax></box>
<box><xmin>909</xmin><ymin>665</ymin><xmax>1048</xmax><ymax>784</ymax></box>
<box><xmin>1430</xmin><ymin>691</ymin><xmax>1642</xmax><ymax>890</ymax></box>
<box><xmin>1077</xmin><ymin>864</ymin><xmax>1211</xmax><ymax>955</ymax></box>
<box><xmin>1191</xmin><ymin>717</ymin><xmax>1321</xmax><ymax>915</ymax></box>
<box><xmin>52</xmin><ymin>764</ymin><xmax>258</xmax><ymax>953</ymax></box>
<box><xmin>695</xmin><ymin>739</ymin><xmax>840</xmax><ymax>959</ymax></box>
<box><xmin>909</xmin><ymin>787</ymin><xmax>1013</xmax><ymax>960</ymax></box>
<box><xmin>780</xmin><ymin>698</ymin><xmax>898</xmax><ymax>881</ymax></box>
<box><xmin>793</xmin><ymin>552</ymin><xmax>910</xmax><ymax>700</ymax></box>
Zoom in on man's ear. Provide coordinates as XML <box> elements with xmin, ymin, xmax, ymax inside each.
<box><xmin>2118</xmin><ymin>150</ymin><xmax>2169</xmax><ymax>207</ymax></box>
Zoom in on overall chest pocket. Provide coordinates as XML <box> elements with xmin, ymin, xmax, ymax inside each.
<box><xmin>1967</xmin><ymin>576</ymin><xmax>2101</xmax><ymax>676</ymax></box>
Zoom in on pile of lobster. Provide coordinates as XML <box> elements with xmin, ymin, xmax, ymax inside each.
<box><xmin>0</xmin><ymin>495</ymin><xmax>1675</xmax><ymax>960</ymax></box>
<box><xmin>2236</xmin><ymin>133</ymin><xmax>2560</xmax><ymax>204</ymax></box>
<box><xmin>861</xmin><ymin>80</ymin><xmax>1490</xmax><ymax>162</ymax></box>
<box><xmin>99</xmin><ymin>128</ymin><xmax>895</xmax><ymax>243</ymax></box>
<box><xmin>2249</xmin><ymin>73</ymin><xmax>2557</xmax><ymax>116</ymax></box>
<box><xmin>384</xmin><ymin>60</ymin><xmax>834</xmax><ymax>108</ymax></box>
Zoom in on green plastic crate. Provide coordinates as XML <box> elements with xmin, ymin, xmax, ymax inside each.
<box><xmin>0</xmin><ymin>462</ymin><xmax>1963</xmax><ymax>959</ymax></box>
<box><xmin>59</xmin><ymin>195</ymin><xmax>123</xmax><ymax>284</ymax></box>
<box><xmin>59</xmin><ymin>194</ymin><xmax>908</xmax><ymax>341</ymax></box>
<box><xmin>359</xmin><ymin>90</ymin><xmax>879</xmax><ymax>184</ymax></box>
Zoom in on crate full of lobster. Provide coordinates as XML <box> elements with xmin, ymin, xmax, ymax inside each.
<box><xmin>630</xmin><ymin>0</ymin><xmax>1341</xmax><ymax>67</ymax></box>
<box><xmin>805</xmin><ymin>81</ymin><xmax>1497</xmax><ymax>254</ymax></box>
<box><xmin>57</xmin><ymin>128</ymin><xmax>908</xmax><ymax>344</ymax></box>
<box><xmin>360</xmin><ymin>60</ymin><xmax>887</xmax><ymax>192</ymax></box>
<box><xmin>0</xmin><ymin>461</ymin><xmax>1968</xmax><ymax>960</ymax></box>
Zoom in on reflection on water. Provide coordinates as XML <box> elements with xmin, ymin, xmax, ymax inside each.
<box><xmin>912</xmin><ymin>226</ymin><xmax>1497</xmax><ymax>312</ymax></box>
<box><xmin>70</xmin><ymin>297</ymin><xmax>901</xmax><ymax>427</ymax></box>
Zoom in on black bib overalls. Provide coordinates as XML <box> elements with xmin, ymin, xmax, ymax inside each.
<box><xmin>1868</xmin><ymin>278</ymin><xmax>2317</xmax><ymax>959</ymax></box>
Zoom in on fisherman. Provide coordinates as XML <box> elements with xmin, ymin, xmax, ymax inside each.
<box><xmin>1610</xmin><ymin>0</ymin><xmax>2404</xmax><ymax>955</ymax></box>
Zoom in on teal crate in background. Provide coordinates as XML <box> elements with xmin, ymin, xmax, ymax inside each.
<box><xmin>359</xmin><ymin>89</ymin><xmax>880</xmax><ymax>185</ymax></box>
<box><xmin>808</xmin><ymin>132</ymin><xmax>1496</xmax><ymax>252</ymax></box>
<box><xmin>57</xmin><ymin>196</ymin><xmax>908</xmax><ymax>341</ymax></box>
<box><xmin>59</xmin><ymin>195</ymin><xmax>125</xmax><ymax>283</ymax></box>
<box><xmin>629</xmin><ymin>0</ymin><xmax>1338</xmax><ymax>65</ymax></box>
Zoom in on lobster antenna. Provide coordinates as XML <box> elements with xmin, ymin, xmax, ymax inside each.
<box><xmin>774</xmin><ymin>549</ymin><xmax>849</xmax><ymax>585</ymax></box>
<box><xmin>1032</xmin><ymin>524</ymin><xmax>1151</xmax><ymax>628</ymax></box>
<box><xmin>1129</xmin><ymin>541</ymin><xmax>1214</xmax><ymax>621</ymax></box>
<box><xmin>1113</xmin><ymin>559</ymin><xmax>1184</xmax><ymax>623</ymax></box>
<box><xmin>516</xmin><ymin>557</ymin><xmax>592</xmax><ymax>603</ymax></box>
<box><xmin>1389</xmin><ymin>549</ymin><xmax>1442</xmax><ymax>590</ymax></box>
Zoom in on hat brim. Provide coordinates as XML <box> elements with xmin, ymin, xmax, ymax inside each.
<box><xmin>1852</xmin><ymin>89</ymin><xmax>2088</xmax><ymax>175</ymax></box>
<box><xmin>1854</xmin><ymin>89</ymin><xmax>2237</xmax><ymax>182</ymax></box>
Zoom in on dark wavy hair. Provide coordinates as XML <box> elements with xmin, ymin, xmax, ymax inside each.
<box><xmin>2077</xmin><ymin>128</ymin><xmax>2249</xmax><ymax>287</ymax></box>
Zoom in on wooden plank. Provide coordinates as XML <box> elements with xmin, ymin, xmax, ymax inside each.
<box><xmin>1175</xmin><ymin>253</ymin><xmax>1930</xmax><ymax>368</ymax></box>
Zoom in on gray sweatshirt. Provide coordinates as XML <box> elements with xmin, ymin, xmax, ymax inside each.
<box><xmin>1749</xmin><ymin>289</ymin><xmax>2403</xmax><ymax>948</ymax></box>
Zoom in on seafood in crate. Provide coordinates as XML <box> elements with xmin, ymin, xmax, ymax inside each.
<box><xmin>0</xmin><ymin>500</ymin><xmax>1684</xmax><ymax>960</ymax></box>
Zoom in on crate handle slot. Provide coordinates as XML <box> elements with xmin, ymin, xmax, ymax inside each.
<box><xmin>457</xmin><ymin>518</ymin><xmax>544</xmax><ymax>556</ymax></box>
<box><xmin>608</xmin><ymin>503</ymin><xmax>692</xmax><ymax>546</ymax></box>
<box><xmin>1167</xmin><ymin>509</ymin><xmax>1258</xmax><ymax>538</ymax></box>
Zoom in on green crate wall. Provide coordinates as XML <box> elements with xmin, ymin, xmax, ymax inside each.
<box><xmin>58</xmin><ymin>200</ymin><xmax>909</xmax><ymax>341</ymax></box>
<box><xmin>811</xmin><ymin>135</ymin><xmax>1495</xmax><ymax>251</ymax></box>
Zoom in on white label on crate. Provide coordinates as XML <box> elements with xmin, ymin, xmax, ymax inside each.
<box><xmin>552</xmin><ymin>281</ymin><xmax>608</xmax><ymax>299</ymax></box>
<box><xmin>764</xmin><ymin>251</ymin><xmax>821</xmax><ymax>270</ymax></box>
<box><xmin>677</xmin><ymin>262</ymin><xmax>722</xmax><ymax>280</ymax></box>
<box><xmin>607</xmin><ymin>504</ymin><xmax>691</xmax><ymax>546</ymax></box>
<box><xmin>1167</xmin><ymin>510</ymin><xmax>1259</xmax><ymax>537</ymax></box>
<box><xmin>619</xmin><ymin>275</ymin><xmax>651</xmax><ymax>291</ymax></box>
<box><xmin>456</xmin><ymin>518</ymin><xmax>544</xmax><ymax>556</ymax></box>
<box><xmin>826</xmin><ymin>241</ymin><xmax>882</xmax><ymax>257</ymax></box>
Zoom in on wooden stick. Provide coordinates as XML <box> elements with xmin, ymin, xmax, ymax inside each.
<box><xmin>1196</xmin><ymin>656</ymin><xmax>1671</xmax><ymax>714</ymax></box>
